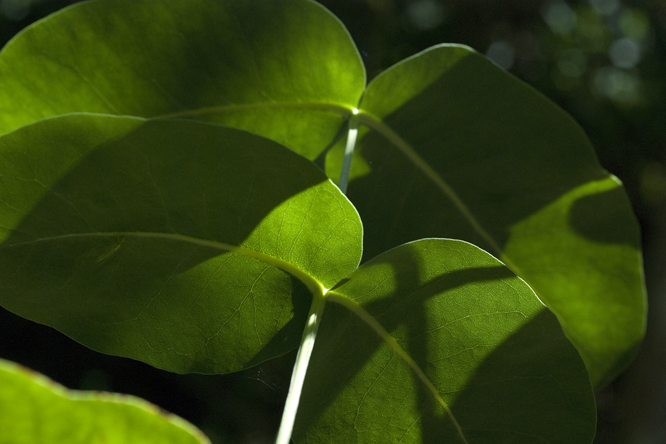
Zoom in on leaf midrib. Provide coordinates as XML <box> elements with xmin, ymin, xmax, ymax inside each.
<box><xmin>151</xmin><ymin>101</ymin><xmax>501</xmax><ymax>271</ymax></box>
<box><xmin>3</xmin><ymin>231</ymin><xmax>324</xmax><ymax>295</ymax></box>
<box><xmin>152</xmin><ymin>102</ymin><xmax>356</xmax><ymax>120</ymax></box>
<box><xmin>355</xmin><ymin>112</ymin><xmax>504</xmax><ymax>259</ymax></box>
<box><xmin>326</xmin><ymin>291</ymin><xmax>469</xmax><ymax>444</ymax></box>
<box><xmin>4</xmin><ymin>228</ymin><xmax>470</xmax><ymax>441</ymax></box>
<box><xmin>9</xmin><ymin>92</ymin><xmax>498</xmax><ymax>272</ymax></box>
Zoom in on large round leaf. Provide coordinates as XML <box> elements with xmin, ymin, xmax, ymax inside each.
<box><xmin>0</xmin><ymin>0</ymin><xmax>365</xmax><ymax>158</ymax></box>
<box><xmin>0</xmin><ymin>114</ymin><xmax>362</xmax><ymax>374</ymax></box>
<box><xmin>294</xmin><ymin>239</ymin><xmax>596</xmax><ymax>443</ymax></box>
<box><xmin>0</xmin><ymin>358</ymin><xmax>210</xmax><ymax>443</ymax></box>
<box><xmin>351</xmin><ymin>45</ymin><xmax>645</xmax><ymax>386</ymax></box>
<box><xmin>0</xmin><ymin>0</ymin><xmax>645</xmax><ymax>387</ymax></box>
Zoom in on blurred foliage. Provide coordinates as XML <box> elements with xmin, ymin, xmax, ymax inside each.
<box><xmin>1</xmin><ymin>0</ymin><xmax>665</xmax><ymax>443</ymax></box>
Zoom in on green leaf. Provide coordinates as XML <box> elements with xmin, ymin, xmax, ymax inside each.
<box><xmin>0</xmin><ymin>358</ymin><xmax>210</xmax><ymax>444</ymax></box>
<box><xmin>0</xmin><ymin>114</ymin><xmax>362</xmax><ymax>374</ymax></box>
<box><xmin>294</xmin><ymin>239</ymin><xmax>596</xmax><ymax>443</ymax></box>
<box><xmin>0</xmin><ymin>0</ymin><xmax>645</xmax><ymax>386</ymax></box>
<box><xmin>0</xmin><ymin>0</ymin><xmax>365</xmax><ymax>159</ymax></box>
<box><xmin>349</xmin><ymin>45</ymin><xmax>645</xmax><ymax>386</ymax></box>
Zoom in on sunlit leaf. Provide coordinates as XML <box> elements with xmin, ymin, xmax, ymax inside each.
<box><xmin>349</xmin><ymin>45</ymin><xmax>645</xmax><ymax>386</ymax></box>
<box><xmin>294</xmin><ymin>239</ymin><xmax>596</xmax><ymax>443</ymax></box>
<box><xmin>0</xmin><ymin>0</ymin><xmax>365</xmax><ymax>159</ymax></box>
<box><xmin>0</xmin><ymin>0</ymin><xmax>645</xmax><ymax>391</ymax></box>
<box><xmin>0</xmin><ymin>115</ymin><xmax>362</xmax><ymax>374</ymax></box>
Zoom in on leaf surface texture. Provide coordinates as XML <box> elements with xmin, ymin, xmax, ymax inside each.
<box><xmin>294</xmin><ymin>240</ymin><xmax>596</xmax><ymax>443</ymax></box>
<box><xmin>0</xmin><ymin>115</ymin><xmax>362</xmax><ymax>373</ymax></box>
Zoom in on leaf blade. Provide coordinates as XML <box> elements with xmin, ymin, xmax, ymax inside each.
<box><xmin>0</xmin><ymin>0</ymin><xmax>365</xmax><ymax>158</ymax></box>
<box><xmin>0</xmin><ymin>114</ymin><xmax>363</xmax><ymax>374</ymax></box>
<box><xmin>294</xmin><ymin>239</ymin><xmax>596</xmax><ymax>443</ymax></box>
<box><xmin>0</xmin><ymin>358</ymin><xmax>210</xmax><ymax>444</ymax></box>
<box><xmin>353</xmin><ymin>44</ymin><xmax>645</xmax><ymax>386</ymax></box>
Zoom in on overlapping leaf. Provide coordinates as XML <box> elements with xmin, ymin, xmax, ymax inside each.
<box><xmin>0</xmin><ymin>358</ymin><xmax>210</xmax><ymax>443</ymax></box>
<box><xmin>0</xmin><ymin>115</ymin><xmax>362</xmax><ymax>374</ymax></box>
<box><xmin>294</xmin><ymin>239</ymin><xmax>596</xmax><ymax>443</ymax></box>
<box><xmin>0</xmin><ymin>0</ymin><xmax>365</xmax><ymax>158</ymax></box>
<box><xmin>0</xmin><ymin>0</ymin><xmax>645</xmax><ymax>387</ymax></box>
<box><xmin>350</xmin><ymin>46</ymin><xmax>645</xmax><ymax>385</ymax></box>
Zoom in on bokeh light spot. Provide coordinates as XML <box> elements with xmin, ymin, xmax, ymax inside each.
<box><xmin>544</xmin><ymin>1</ymin><xmax>577</xmax><ymax>35</ymax></box>
<box><xmin>620</xmin><ymin>8</ymin><xmax>650</xmax><ymax>41</ymax></box>
<box><xmin>406</xmin><ymin>0</ymin><xmax>445</xmax><ymax>31</ymax></box>
<box><xmin>589</xmin><ymin>0</ymin><xmax>620</xmax><ymax>16</ymax></box>
<box><xmin>592</xmin><ymin>67</ymin><xmax>641</xmax><ymax>104</ymax></box>
<box><xmin>0</xmin><ymin>0</ymin><xmax>31</xmax><ymax>21</ymax></box>
<box><xmin>609</xmin><ymin>37</ymin><xmax>642</xmax><ymax>68</ymax></box>
<box><xmin>486</xmin><ymin>40</ymin><xmax>515</xmax><ymax>70</ymax></box>
<box><xmin>558</xmin><ymin>48</ymin><xmax>588</xmax><ymax>77</ymax></box>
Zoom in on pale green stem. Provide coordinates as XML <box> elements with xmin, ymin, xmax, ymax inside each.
<box><xmin>337</xmin><ymin>108</ymin><xmax>360</xmax><ymax>194</ymax></box>
<box><xmin>275</xmin><ymin>287</ymin><xmax>327</xmax><ymax>444</ymax></box>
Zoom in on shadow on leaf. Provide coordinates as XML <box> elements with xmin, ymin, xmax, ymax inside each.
<box><xmin>294</xmin><ymin>240</ymin><xmax>594</xmax><ymax>443</ymax></box>
<box><xmin>0</xmin><ymin>114</ymin><xmax>330</xmax><ymax>374</ymax></box>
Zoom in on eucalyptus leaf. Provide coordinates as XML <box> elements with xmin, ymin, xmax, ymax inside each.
<box><xmin>0</xmin><ymin>358</ymin><xmax>210</xmax><ymax>444</ymax></box>
<box><xmin>0</xmin><ymin>0</ymin><xmax>365</xmax><ymax>158</ymax></box>
<box><xmin>0</xmin><ymin>0</ymin><xmax>645</xmax><ymax>386</ymax></box>
<box><xmin>349</xmin><ymin>45</ymin><xmax>645</xmax><ymax>386</ymax></box>
<box><xmin>0</xmin><ymin>114</ymin><xmax>362</xmax><ymax>374</ymax></box>
<box><xmin>294</xmin><ymin>239</ymin><xmax>596</xmax><ymax>443</ymax></box>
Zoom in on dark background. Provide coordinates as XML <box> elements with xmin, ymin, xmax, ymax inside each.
<box><xmin>1</xmin><ymin>0</ymin><xmax>665</xmax><ymax>442</ymax></box>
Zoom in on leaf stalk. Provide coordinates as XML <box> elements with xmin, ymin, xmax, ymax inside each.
<box><xmin>275</xmin><ymin>287</ymin><xmax>327</xmax><ymax>444</ymax></box>
<box><xmin>337</xmin><ymin>108</ymin><xmax>360</xmax><ymax>194</ymax></box>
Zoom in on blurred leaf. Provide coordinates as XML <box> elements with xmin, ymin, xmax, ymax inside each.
<box><xmin>347</xmin><ymin>44</ymin><xmax>645</xmax><ymax>386</ymax></box>
<box><xmin>0</xmin><ymin>115</ymin><xmax>362</xmax><ymax>374</ymax></box>
<box><xmin>0</xmin><ymin>358</ymin><xmax>210</xmax><ymax>444</ymax></box>
<box><xmin>294</xmin><ymin>239</ymin><xmax>596</xmax><ymax>443</ymax></box>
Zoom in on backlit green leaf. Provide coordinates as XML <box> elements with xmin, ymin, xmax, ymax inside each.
<box><xmin>0</xmin><ymin>0</ymin><xmax>365</xmax><ymax>159</ymax></box>
<box><xmin>0</xmin><ymin>114</ymin><xmax>362</xmax><ymax>374</ymax></box>
<box><xmin>294</xmin><ymin>239</ymin><xmax>596</xmax><ymax>443</ymax></box>
<box><xmin>350</xmin><ymin>45</ymin><xmax>645</xmax><ymax>386</ymax></box>
<box><xmin>0</xmin><ymin>358</ymin><xmax>210</xmax><ymax>444</ymax></box>
<box><xmin>0</xmin><ymin>0</ymin><xmax>645</xmax><ymax>388</ymax></box>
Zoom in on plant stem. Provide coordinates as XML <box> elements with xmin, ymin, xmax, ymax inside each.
<box><xmin>337</xmin><ymin>108</ymin><xmax>360</xmax><ymax>194</ymax></box>
<box><xmin>275</xmin><ymin>287</ymin><xmax>327</xmax><ymax>444</ymax></box>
